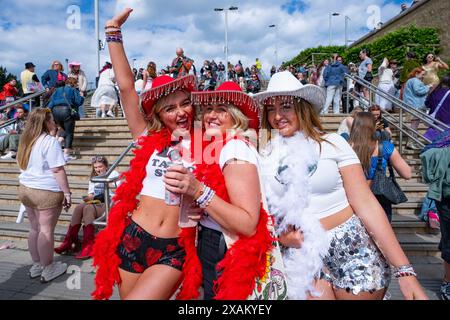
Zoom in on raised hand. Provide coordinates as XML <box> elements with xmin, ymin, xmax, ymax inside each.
<box><xmin>106</xmin><ymin>7</ymin><xmax>133</xmax><ymax>28</ymax></box>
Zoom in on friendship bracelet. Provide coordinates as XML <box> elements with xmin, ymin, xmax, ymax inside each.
<box><xmin>195</xmin><ymin>185</ymin><xmax>215</xmax><ymax>209</ymax></box>
<box><xmin>105</xmin><ymin>30</ymin><xmax>122</xmax><ymax>36</ymax></box>
<box><xmin>195</xmin><ymin>185</ymin><xmax>210</xmax><ymax>203</ymax></box>
<box><xmin>106</xmin><ymin>34</ymin><xmax>123</xmax><ymax>43</ymax></box>
<box><xmin>105</xmin><ymin>25</ymin><xmax>120</xmax><ymax>30</ymax></box>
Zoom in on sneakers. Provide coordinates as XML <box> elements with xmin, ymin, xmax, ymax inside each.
<box><xmin>101</xmin><ymin>112</ymin><xmax>107</xmax><ymax>118</ymax></box>
<box><xmin>40</xmin><ymin>261</ymin><xmax>68</xmax><ymax>283</ymax></box>
<box><xmin>106</xmin><ymin>110</ymin><xmax>115</xmax><ymax>118</ymax></box>
<box><xmin>64</xmin><ymin>154</ymin><xmax>77</xmax><ymax>163</ymax></box>
<box><xmin>441</xmin><ymin>281</ymin><xmax>450</xmax><ymax>300</ymax></box>
<box><xmin>406</xmin><ymin>141</ymin><xmax>422</xmax><ymax>150</ymax></box>
<box><xmin>29</xmin><ymin>263</ymin><xmax>43</xmax><ymax>279</ymax></box>
<box><xmin>1</xmin><ymin>151</ymin><xmax>17</xmax><ymax>160</ymax></box>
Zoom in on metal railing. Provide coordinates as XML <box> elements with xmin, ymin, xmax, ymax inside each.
<box><xmin>0</xmin><ymin>90</ymin><xmax>46</xmax><ymax>113</ymax></box>
<box><xmin>344</xmin><ymin>73</ymin><xmax>448</xmax><ymax>153</ymax></box>
<box><xmin>91</xmin><ymin>141</ymin><xmax>135</xmax><ymax>227</ymax></box>
<box><xmin>0</xmin><ymin>118</ymin><xmax>17</xmax><ymax>131</ymax></box>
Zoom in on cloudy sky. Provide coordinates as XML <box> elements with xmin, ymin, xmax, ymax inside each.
<box><xmin>0</xmin><ymin>0</ymin><xmax>408</xmax><ymax>86</ymax></box>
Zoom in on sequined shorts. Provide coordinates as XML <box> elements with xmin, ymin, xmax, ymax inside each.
<box><xmin>320</xmin><ymin>215</ymin><xmax>391</xmax><ymax>295</ymax></box>
<box><xmin>19</xmin><ymin>184</ymin><xmax>64</xmax><ymax>210</ymax></box>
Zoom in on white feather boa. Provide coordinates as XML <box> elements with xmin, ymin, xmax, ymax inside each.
<box><xmin>261</xmin><ymin>132</ymin><xmax>331</xmax><ymax>300</ymax></box>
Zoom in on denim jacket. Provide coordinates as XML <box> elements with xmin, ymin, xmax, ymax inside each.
<box><xmin>403</xmin><ymin>77</ymin><xmax>430</xmax><ymax>109</ymax></box>
<box><xmin>323</xmin><ymin>62</ymin><xmax>348</xmax><ymax>87</ymax></box>
<box><xmin>48</xmin><ymin>86</ymin><xmax>84</xmax><ymax>109</ymax></box>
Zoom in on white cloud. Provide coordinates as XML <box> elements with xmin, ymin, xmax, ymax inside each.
<box><xmin>0</xmin><ymin>0</ymin><xmax>405</xmax><ymax>84</ymax></box>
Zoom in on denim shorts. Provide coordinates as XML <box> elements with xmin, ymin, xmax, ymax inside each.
<box><xmin>117</xmin><ymin>218</ymin><xmax>186</xmax><ymax>273</ymax></box>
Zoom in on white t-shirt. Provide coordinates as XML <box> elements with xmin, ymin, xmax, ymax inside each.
<box><xmin>19</xmin><ymin>134</ymin><xmax>66</xmax><ymax>192</ymax></box>
<box><xmin>141</xmin><ymin>139</ymin><xmax>195</xmax><ymax>199</ymax></box>
<box><xmin>304</xmin><ymin>133</ymin><xmax>360</xmax><ymax>219</ymax></box>
<box><xmin>200</xmin><ymin>139</ymin><xmax>261</xmax><ymax>232</ymax></box>
<box><xmin>88</xmin><ymin>170</ymin><xmax>121</xmax><ymax>199</ymax></box>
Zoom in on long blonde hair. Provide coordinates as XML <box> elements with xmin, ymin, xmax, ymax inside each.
<box><xmin>17</xmin><ymin>108</ymin><xmax>53</xmax><ymax>170</ymax></box>
<box><xmin>51</xmin><ymin>60</ymin><xmax>64</xmax><ymax>71</ymax></box>
<box><xmin>261</xmin><ymin>97</ymin><xmax>326</xmax><ymax>146</ymax></box>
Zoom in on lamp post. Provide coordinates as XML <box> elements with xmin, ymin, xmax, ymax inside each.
<box><xmin>328</xmin><ymin>12</ymin><xmax>340</xmax><ymax>46</ymax></box>
<box><xmin>95</xmin><ymin>0</ymin><xmax>100</xmax><ymax>76</ymax></box>
<box><xmin>214</xmin><ymin>6</ymin><xmax>239</xmax><ymax>81</ymax></box>
<box><xmin>65</xmin><ymin>58</ymin><xmax>69</xmax><ymax>72</ymax></box>
<box><xmin>345</xmin><ymin>15</ymin><xmax>351</xmax><ymax>47</ymax></box>
<box><xmin>269</xmin><ymin>24</ymin><xmax>278</xmax><ymax>67</ymax></box>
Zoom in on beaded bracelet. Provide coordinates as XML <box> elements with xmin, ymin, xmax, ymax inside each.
<box><xmin>106</xmin><ymin>34</ymin><xmax>123</xmax><ymax>43</ymax></box>
<box><xmin>106</xmin><ymin>30</ymin><xmax>122</xmax><ymax>36</ymax></box>
<box><xmin>195</xmin><ymin>185</ymin><xmax>215</xmax><ymax>209</ymax></box>
<box><xmin>392</xmin><ymin>264</ymin><xmax>417</xmax><ymax>278</ymax></box>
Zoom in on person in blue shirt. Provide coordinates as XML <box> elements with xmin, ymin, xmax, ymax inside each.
<box><xmin>349</xmin><ymin>112</ymin><xmax>412</xmax><ymax>222</ymax></box>
<box><xmin>48</xmin><ymin>78</ymin><xmax>84</xmax><ymax>162</ymax></box>
<box><xmin>322</xmin><ymin>55</ymin><xmax>349</xmax><ymax>114</ymax></box>
<box><xmin>403</xmin><ymin>67</ymin><xmax>432</xmax><ymax>149</ymax></box>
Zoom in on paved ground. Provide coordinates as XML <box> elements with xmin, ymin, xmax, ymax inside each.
<box><xmin>0</xmin><ymin>246</ymin><xmax>444</xmax><ymax>300</ymax></box>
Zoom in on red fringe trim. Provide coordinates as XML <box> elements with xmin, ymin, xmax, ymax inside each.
<box><xmin>91</xmin><ymin>129</ymin><xmax>172</xmax><ymax>300</ymax></box>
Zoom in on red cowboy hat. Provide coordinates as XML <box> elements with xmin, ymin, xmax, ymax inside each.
<box><xmin>192</xmin><ymin>81</ymin><xmax>260</xmax><ymax>131</ymax></box>
<box><xmin>141</xmin><ymin>74</ymin><xmax>196</xmax><ymax>116</ymax></box>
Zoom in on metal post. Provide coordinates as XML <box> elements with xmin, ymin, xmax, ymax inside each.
<box><xmin>275</xmin><ymin>25</ymin><xmax>279</xmax><ymax>67</ymax></box>
<box><xmin>105</xmin><ymin>183</ymin><xmax>110</xmax><ymax>223</ymax></box>
<box><xmin>94</xmin><ymin>0</ymin><xmax>100</xmax><ymax>77</ymax></box>
<box><xmin>345</xmin><ymin>16</ymin><xmax>349</xmax><ymax>47</ymax></box>
<box><xmin>224</xmin><ymin>10</ymin><xmax>229</xmax><ymax>81</ymax></box>
<box><xmin>328</xmin><ymin>13</ymin><xmax>331</xmax><ymax>46</ymax></box>
<box><xmin>29</xmin><ymin>98</ymin><xmax>33</xmax><ymax>111</ymax></box>
<box><xmin>399</xmin><ymin>108</ymin><xmax>403</xmax><ymax>154</ymax></box>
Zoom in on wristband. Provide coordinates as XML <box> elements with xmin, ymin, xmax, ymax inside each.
<box><xmin>392</xmin><ymin>264</ymin><xmax>417</xmax><ymax>278</ymax></box>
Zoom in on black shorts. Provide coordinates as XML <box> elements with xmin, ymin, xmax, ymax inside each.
<box><xmin>117</xmin><ymin>218</ymin><xmax>186</xmax><ymax>273</ymax></box>
<box><xmin>437</xmin><ymin>198</ymin><xmax>450</xmax><ymax>264</ymax></box>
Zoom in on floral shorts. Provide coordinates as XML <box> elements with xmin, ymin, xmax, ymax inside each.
<box><xmin>117</xmin><ymin>218</ymin><xmax>186</xmax><ymax>274</ymax></box>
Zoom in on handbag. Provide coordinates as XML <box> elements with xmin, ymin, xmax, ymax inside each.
<box><xmin>62</xmin><ymin>90</ymin><xmax>80</xmax><ymax>121</ymax></box>
<box><xmin>370</xmin><ymin>143</ymin><xmax>408</xmax><ymax>204</ymax></box>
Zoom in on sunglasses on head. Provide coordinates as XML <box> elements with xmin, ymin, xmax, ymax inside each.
<box><xmin>92</xmin><ymin>156</ymin><xmax>106</xmax><ymax>163</ymax></box>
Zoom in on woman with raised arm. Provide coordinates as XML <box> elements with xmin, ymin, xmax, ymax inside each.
<box><xmin>91</xmin><ymin>8</ymin><xmax>198</xmax><ymax>300</ymax></box>
<box><xmin>254</xmin><ymin>71</ymin><xmax>427</xmax><ymax>300</ymax></box>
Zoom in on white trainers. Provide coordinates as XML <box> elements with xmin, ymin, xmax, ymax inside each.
<box><xmin>106</xmin><ymin>110</ymin><xmax>115</xmax><ymax>118</ymax></box>
<box><xmin>1</xmin><ymin>151</ymin><xmax>16</xmax><ymax>160</ymax></box>
<box><xmin>40</xmin><ymin>261</ymin><xmax>68</xmax><ymax>283</ymax></box>
<box><xmin>101</xmin><ymin>112</ymin><xmax>107</xmax><ymax>118</ymax></box>
<box><xmin>29</xmin><ymin>263</ymin><xmax>43</xmax><ymax>279</ymax></box>
<box><xmin>64</xmin><ymin>154</ymin><xmax>77</xmax><ymax>163</ymax></box>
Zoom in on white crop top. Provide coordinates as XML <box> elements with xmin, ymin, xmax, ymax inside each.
<box><xmin>304</xmin><ymin>133</ymin><xmax>360</xmax><ymax>219</ymax></box>
<box><xmin>200</xmin><ymin>139</ymin><xmax>261</xmax><ymax>232</ymax></box>
<box><xmin>141</xmin><ymin>139</ymin><xmax>195</xmax><ymax>199</ymax></box>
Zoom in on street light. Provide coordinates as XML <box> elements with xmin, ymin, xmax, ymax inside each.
<box><xmin>95</xmin><ymin>0</ymin><xmax>100</xmax><ymax>76</ymax></box>
<box><xmin>214</xmin><ymin>6</ymin><xmax>239</xmax><ymax>81</ymax></box>
<box><xmin>269</xmin><ymin>24</ymin><xmax>278</xmax><ymax>67</ymax></box>
<box><xmin>345</xmin><ymin>15</ymin><xmax>351</xmax><ymax>47</ymax></box>
<box><xmin>328</xmin><ymin>12</ymin><xmax>340</xmax><ymax>46</ymax></box>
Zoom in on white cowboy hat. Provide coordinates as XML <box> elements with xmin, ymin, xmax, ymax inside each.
<box><xmin>253</xmin><ymin>71</ymin><xmax>326</xmax><ymax>113</ymax></box>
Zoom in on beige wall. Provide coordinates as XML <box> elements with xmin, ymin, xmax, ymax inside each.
<box><xmin>351</xmin><ymin>0</ymin><xmax>450</xmax><ymax>61</ymax></box>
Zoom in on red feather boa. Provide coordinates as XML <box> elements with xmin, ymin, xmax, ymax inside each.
<box><xmin>91</xmin><ymin>129</ymin><xmax>173</xmax><ymax>300</ymax></box>
<box><xmin>191</xmin><ymin>136</ymin><xmax>275</xmax><ymax>300</ymax></box>
<box><xmin>91</xmin><ymin>130</ymin><xmax>273</xmax><ymax>301</ymax></box>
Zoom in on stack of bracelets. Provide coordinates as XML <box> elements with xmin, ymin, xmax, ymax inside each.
<box><xmin>392</xmin><ymin>264</ymin><xmax>417</xmax><ymax>278</ymax></box>
<box><xmin>105</xmin><ymin>25</ymin><xmax>123</xmax><ymax>43</ymax></box>
<box><xmin>195</xmin><ymin>184</ymin><xmax>215</xmax><ymax>209</ymax></box>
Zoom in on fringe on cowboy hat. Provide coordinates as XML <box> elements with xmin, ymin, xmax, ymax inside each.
<box><xmin>192</xmin><ymin>81</ymin><xmax>260</xmax><ymax>131</ymax></box>
<box><xmin>141</xmin><ymin>74</ymin><xmax>196</xmax><ymax>116</ymax></box>
<box><xmin>69</xmin><ymin>61</ymin><xmax>82</xmax><ymax>67</ymax></box>
<box><xmin>253</xmin><ymin>71</ymin><xmax>326</xmax><ymax>113</ymax></box>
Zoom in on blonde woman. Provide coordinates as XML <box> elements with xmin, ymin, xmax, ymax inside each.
<box><xmin>255</xmin><ymin>71</ymin><xmax>427</xmax><ymax>300</ymax></box>
<box><xmin>142</xmin><ymin>61</ymin><xmax>157</xmax><ymax>93</ymax></box>
<box><xmin>17</xmin><ymin>108</ymin><xmax>71</xmax><ymax>283</ymax></box>
<box><xmin>164</xmin><ymin>82</ymin><xmax>286</xmax><ymax>300</ymax></box>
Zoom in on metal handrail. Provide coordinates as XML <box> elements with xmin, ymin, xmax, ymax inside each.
<box><xmin>92</xmin><ymin>141</ymin><xmax>135</xmax><ymax>227</ymax></box>
<box><xmin>346</xmin><ymin>73</ymin><xmax>448</xmax><ymax>132</ymax></box>
<box><xmin>0</xmin><ymin>90</ymin><xmax>46</xmax><ymax>112</ymax></box>
<box><xmin>0</xmin><ymin>118</ymin><xmax>17</xmax><ymax>131</ymax></box>
<box><xmin>343</xmin><ymin>74</ymin><xmax>445</xmax><ymax>153</ymax></box>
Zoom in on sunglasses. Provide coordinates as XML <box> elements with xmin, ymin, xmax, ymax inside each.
<box><xmin>92</xmin><ymin>156</ymin><xmax>106</xmax><ymax>163</ymax></box>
